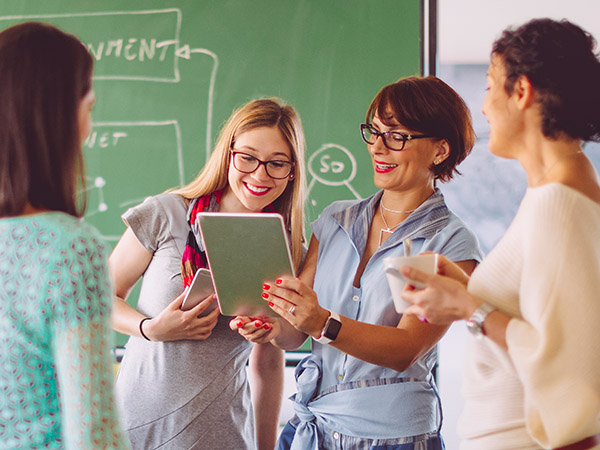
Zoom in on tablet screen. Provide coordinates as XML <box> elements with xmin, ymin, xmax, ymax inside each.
<box><xmin>197</xmin><ymin>212</ymin><xmax>294</xmax><ymax>317</ymax></box>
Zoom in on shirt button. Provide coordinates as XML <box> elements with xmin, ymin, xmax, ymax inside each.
<box><xmin>352</xmin><ymin>295</ymin><xmax>359</xmax><ymax>302</ymax></box>
<box><xmin>337</xmin><ymin>374</ymin><xmax>344</xmax><ymax>381</ymax></box>
<box><xmin>333</xmin><ymin>432</ymin><xmax>340</xmax><ymax>439</ymax></box>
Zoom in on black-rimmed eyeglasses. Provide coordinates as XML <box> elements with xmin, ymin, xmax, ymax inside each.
<box><xmin>360</xmin><ymin>123</ymin><xmax>433</xmax><ymax>151</ymax></box>
<box><xmin>230</xmin><ymin>150</ymin><xmax>294</xmax><ymax>180</ymax></box>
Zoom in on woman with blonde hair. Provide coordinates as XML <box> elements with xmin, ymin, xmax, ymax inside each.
<box><xmin>110</xmin><ymin>98</ymin><xmax>306</xmax><ymax>449</ymax></box>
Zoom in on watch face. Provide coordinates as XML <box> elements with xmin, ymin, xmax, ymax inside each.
<box><xmin>466</xmin><ymin>320</ymin><xmax>483</xmax><ymax>337</ymax></box>
<box><xmin>324</xmin><ymin>318</ymin><xmax>342</xmax><ymax>340</ymax></box>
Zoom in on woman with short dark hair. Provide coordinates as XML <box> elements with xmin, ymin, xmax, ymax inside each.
<box><xmin>237</xmin><ymin>75</ymin><xmax>483</xmax><ymax>449</ymax></box>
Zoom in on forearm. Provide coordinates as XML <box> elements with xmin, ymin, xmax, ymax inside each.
<box><xmin>271</xmin><ymin>318</ymin><xmax>309</xmax><ymax>351</ymax></box>
<box><xmin>479</xmin><ymin>309</ymin><xmax>510</xmax><ymax>350</ymax></box>
<box><xmin>327</xmin><ymin>315</ymin><xmax>449</xmax><ymax>372</ymax></box>
<box><xmin>111</xmin><ymin>296</ymin><xmax>146</xmax><ymax>337</ymax></box>
<box><xmin>248</xmin><ymin>343</ymin><xmax>285</xmax><ymax>450</ymax></box>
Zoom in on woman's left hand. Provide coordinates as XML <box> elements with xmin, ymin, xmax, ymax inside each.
<box><xmin>229</xmin><ymin>316</ymin><xmax>280</xmax><ymax>344</ymax></box>
<box><xmin>400</xmin><ymin>266</ymin><xmax>479</xmax><ymax>325</ymax></box>
<box><xmin>261</xmin><ymin>278</ymin><xmax>330</xmax><ymax>339</ymax></box>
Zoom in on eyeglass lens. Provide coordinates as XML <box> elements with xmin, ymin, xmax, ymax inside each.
<box><xmin>361</xmin><ymin>125</ymin><xmax>406</xmax><ymax>151</ymax></box>
<box><xmin>232</xmin><ymin>152</ymin><xmax>293</xmax><ymax>179</ymax></box>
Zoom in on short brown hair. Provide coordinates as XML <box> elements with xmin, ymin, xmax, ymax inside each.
<box><xmin>0</xmin><ymin>22</ymin><xmax>93</xmax><ymax>217</ymax></box>
<box><xmin>366</xmin><ymin>76</ymin><xmax>475</xmax><ymax>182</ymax></box>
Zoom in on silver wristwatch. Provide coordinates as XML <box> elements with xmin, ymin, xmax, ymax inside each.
<box><xmin>314</xmin><ymin>311</ymin><xmax>342</xmax><ymax>344</ymax></box>
<box><xmin>466</xmin><ymin>303</ymin><xmax>496</xmax><ymax>338</ymax></box>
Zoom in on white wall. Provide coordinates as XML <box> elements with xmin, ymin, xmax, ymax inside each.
<box><xmin>439</xmin><ymin>0</ymin><xmax>600</xmax><ymax>64</ymax></box>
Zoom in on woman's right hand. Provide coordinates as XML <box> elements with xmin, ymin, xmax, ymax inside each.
<box><xmin>143</xmin><ymin>292</ymin><xmax>220</xmax><ymax>341</ymax></box>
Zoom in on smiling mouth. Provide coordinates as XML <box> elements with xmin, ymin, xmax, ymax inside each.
<box><xmin>244</xmin><ymin>182</ymin><xmax>270</xmax><ymax>194</ymax></box>
<box><xmin>375</xmin><ymin>161</ymin><xmax>398</xmax><ymax>171</ymax></box>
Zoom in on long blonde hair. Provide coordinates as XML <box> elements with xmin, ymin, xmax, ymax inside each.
<box><xmin>171</xmin><ymin>98</ymin><xmax>307</xmax><ymax>272</ymax></box>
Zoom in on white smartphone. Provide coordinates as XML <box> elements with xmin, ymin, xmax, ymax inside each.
<box><xmin>180</xmin><ymin>268</ymin><xmax>215</xmax><ymax>311</ymax></box>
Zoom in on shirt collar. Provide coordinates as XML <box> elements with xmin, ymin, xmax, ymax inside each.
<box><xmin>330</xmin><ymin>188</ymin><xmax>450</xmax><ymax>252</ymax></box>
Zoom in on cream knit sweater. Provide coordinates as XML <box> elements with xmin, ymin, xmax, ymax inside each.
<box><xmin>459</xmin><ymin>183</ymin><xmax>600</xmax><ymax>450</ymax></box>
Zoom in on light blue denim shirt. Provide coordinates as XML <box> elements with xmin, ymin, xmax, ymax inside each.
<box><xmin>292</xmin><ymin>188</ymin><xmax>483</xmax><ymax>443</ymax></box>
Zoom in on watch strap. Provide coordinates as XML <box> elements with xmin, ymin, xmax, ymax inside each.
<box><xmin>466</xmin><ymin>302</ymin><xmax>496</xmax><ymax>337</ymax></box>
<box><xmin>314</xmin><ymin>310</ymin><xmax>341</xmax><ymax>344</ymax></box>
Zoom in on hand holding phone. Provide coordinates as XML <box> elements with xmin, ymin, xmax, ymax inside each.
<box><xmin>180</xmin><ymin>268</ymin><xmax>215</xmax><ymax>311</ymax></box>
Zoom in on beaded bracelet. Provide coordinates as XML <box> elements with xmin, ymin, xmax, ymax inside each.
<box><xmin>139</xmin><ymin>317</ymin><xmax>152</xmax><ymax>341</ymax></box>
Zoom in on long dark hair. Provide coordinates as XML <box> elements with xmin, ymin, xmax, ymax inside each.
<box><xmin>0</xmin><ymin>21</ymin><xmax>94</xmax><ymax>217</ymax></box>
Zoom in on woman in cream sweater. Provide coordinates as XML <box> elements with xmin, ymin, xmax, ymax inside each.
<box><xmin>402</xmin><ymin>18</ymin><xmax>600</xmax><ymax>450</ymax></box>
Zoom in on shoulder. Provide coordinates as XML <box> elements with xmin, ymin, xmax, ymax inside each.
<box><xmin>41</xmin><ymin>214</ymin><xmax>108</xmax><ymax>259</ymax></box>
<box><xmin>311</xmin><ymin>196</ymin><xmax>369</xmax><ymax>237</ymax></box>
<box><xmin>125</xmin><ymin>193</ymin><xmax>186</xmax><ymax>219</ymax></box>
<box><xmin>123</xmin><ymin>193</ymin><xmax>187</xmax><ymax>231</ymax></box>
<box><xmin>520</xmin><ymin>183</ymin><xmax>600</xmax><ymax>239</ymax></box>
<box><xmin>123</xmin><ymin>193</ymin><xmax>188</xmax><ymax>253</ymax></box>
<box><xmin>429</xmin><ymin>208</ymin><xmax>484</xmax><ymax>262</ymax></box>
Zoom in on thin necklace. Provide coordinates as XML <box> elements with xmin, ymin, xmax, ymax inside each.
<box><xmin>380</xmin><ymin>197</ymin><xmax>417</xmax><ymax>215</ymax></box>
<box><xmin>533</xmin><ymin>150</ymin><xmax>584</xmax><ymax>186</ymax></box>
<box><xmin>379</xmin><ymin>203</ymin><xmax>408</xmax><ymax>246</ymax></box>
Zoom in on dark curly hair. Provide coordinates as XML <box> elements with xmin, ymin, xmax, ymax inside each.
<box><xmin>366</xmin><ymin>76</ymin><xmax>475</xmax><ymax>182</ymax></box>
<box><xmin>492</xmin><ymin>18</ymin><xmax>600</xmax><ymax>142</ymax></box>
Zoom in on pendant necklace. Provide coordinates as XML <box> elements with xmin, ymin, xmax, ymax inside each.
<box><xmin>378</xmin><ymin>199</ymin><xmax>416</xmax><ymax>246</ymax></box>
<box><xmin>533</xmin><ymin>150</ymin><xmax>584</xmax><ymax>186</ymax></box>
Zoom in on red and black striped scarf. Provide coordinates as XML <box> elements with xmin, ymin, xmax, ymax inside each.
<box><xmin>180</xmin><ymin>191</ymin><xmax>221</xmax><ymax>287</ymax></box>
<box><xmin>181</xmin><ymin>190</ymin><xmax>276</xmax><ymax>287</ymax></box>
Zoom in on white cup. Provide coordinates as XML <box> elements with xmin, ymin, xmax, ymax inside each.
<box><xmin>383</xmin><ymin>253</ymin><xmax>438</xmax><ymax>313</ymax></box>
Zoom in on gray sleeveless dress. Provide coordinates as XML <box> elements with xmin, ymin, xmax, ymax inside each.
<box><xmin>114</xmin><ymin>193</ymin><xmax>256</xmax><ymax>450</ymax></box>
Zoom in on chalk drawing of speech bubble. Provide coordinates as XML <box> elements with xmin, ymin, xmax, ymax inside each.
<box><xmin>308</xmin><ymin>144</ymin><xmax>357</xmax><ymax>185</ymax></box>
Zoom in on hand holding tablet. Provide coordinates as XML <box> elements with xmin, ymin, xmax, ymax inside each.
<box><xmin>197</xmin><ymin>212</ymin><xmax>295</xmax><ymax>317</ymax></box>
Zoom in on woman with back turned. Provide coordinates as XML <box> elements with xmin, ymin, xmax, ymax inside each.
<box><xmin>0</xmin><ymin>22</ymin><xmax>129</xmax><ymax>449</ymax></box>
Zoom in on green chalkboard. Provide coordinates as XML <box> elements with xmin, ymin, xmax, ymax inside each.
<box><xmin>0</xmin><ymin>1</ymin><xmax>423</xmax><ymax>347</ymax></box>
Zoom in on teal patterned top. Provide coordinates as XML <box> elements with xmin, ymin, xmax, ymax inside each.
<box><xmin>0</xmin><ymin>213</ymin><xmax>129</xmax><ymax>449</ymax></box>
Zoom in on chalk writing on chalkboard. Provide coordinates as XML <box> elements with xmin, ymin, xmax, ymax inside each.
<box><xmin>0</xmin><ymin>1</ymin><xmax>424</xmax><ymax>245</ymax></box>
<box><xmin>308</xmin><ymin>144</ymin><xmax>361</xmax><ymax>206</ymax></box>
<box><xmin>0</xmin><ymin>9</ymin><xmax>220</xmax><ymax>241</ymax></box>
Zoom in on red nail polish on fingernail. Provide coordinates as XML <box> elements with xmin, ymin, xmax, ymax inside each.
<box><xmin>268</xmin><ymin>302</ymin><xmax>274</xmax><ymax>307</ymax></box>
<box><xmin>236</xmin><ymin>321</ymin><xmax>243</xmax><ymax>327</ymax></box>
<box><xmin>254</xmin><ymin>321</ymin><xmax>261</xmax><ymax>327</ymax></box>
<box><xmin>263</xmin><ymin>324</ymin><xmax>271</xmax><ymax>330</ymax></box>
<box><xmin>262</xmin><ymin>283</ymin><xmax>270</xmax><ymax>290</ymax></box>
<box><xmin>262</xmin><ymin>293</ymin><xmax>269</xmax><ymax>299</ymax></box>
<box><xmin>276</xmin><ymin>279</ymin><xmax>282</xmax><ymax>285</ymax></box>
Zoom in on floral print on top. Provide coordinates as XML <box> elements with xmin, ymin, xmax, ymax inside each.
<box><xmin>0</xmin><ymin>213</ymin><xmax>129</xmax><ymax>449</ymax></box>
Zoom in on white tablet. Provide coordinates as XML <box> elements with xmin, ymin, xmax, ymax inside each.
<box><xmin>196</xmin><ymin>212</ymin><xmax>295</xmax><ymax>317</ymax></box>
